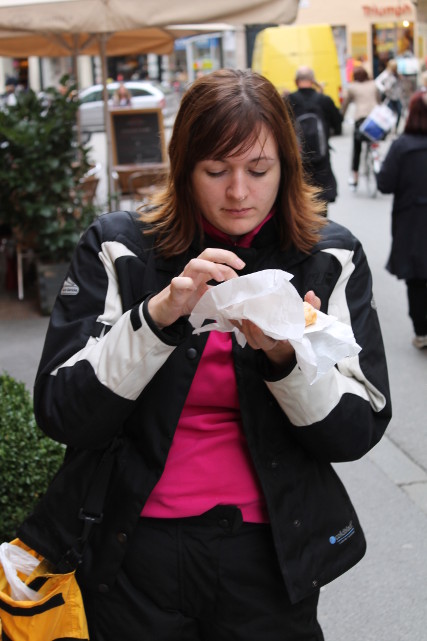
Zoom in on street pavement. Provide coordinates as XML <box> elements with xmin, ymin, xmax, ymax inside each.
<box><xmin>319</xmin><ymin>130</ymin><xmax>427</xmax><ymax>641</ymax></box>
<box><xmin>0</xmin><ymin>125</ymin><xmax>426</xmax><ymax>641</ymax></box>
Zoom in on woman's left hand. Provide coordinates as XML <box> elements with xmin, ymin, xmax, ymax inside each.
<box><xmin>232</xmin><ymin>290</ymin><xmax>321</xmax><ymax>368</ymax></box>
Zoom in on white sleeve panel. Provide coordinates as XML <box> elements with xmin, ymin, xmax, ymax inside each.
<box><xmin>54</xmin><ymin>307</ymin><xmax>175</xmax><ymax>401</ymax></box>
<box><xmin>322</xmin><ymin>246</ymin><xmax>386</xmax><ymax>412</ymax></box>
<box><xmin>96</xmin><ymin>240</ymin><xmax>131</xmax><ymax>325</ymax></box>
<box><xmin>266</xmin><ymin>356</ymin><xmax>385</xmax><ymax>427</ymax></box>
<box><xmin>51</xmin><ymin>240</ymin><xmax>175</xmax><ymax>400</ymax></box>
<box><xmin>265</xmin><ymin>246</ymin><xmax>386</xmax><ymax>426</ymax></box>
<box><xmin>321</xmin><ymin>247</ymin><xmax>355</xmax><ymax>322</ymax></box>
<box><xmin>84</xmin><ymin>307</ymin><xmax>175</xmax><ymax>400</ymax></box>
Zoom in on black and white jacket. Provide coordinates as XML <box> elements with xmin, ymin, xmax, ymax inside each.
<box><xmin>19</xmin><ymin>211</ymin><xmax>391</xmax><ymax>604</ymax></box>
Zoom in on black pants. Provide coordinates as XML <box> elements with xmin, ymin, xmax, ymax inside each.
<box><xmin>407</xmin><ymin>278</ymin><xmax>427</xmax><ymax>335</ymax></box>
<box><xmin>387</xmin><ymin>99</ymin><xmax>402</xmax><ymax>131</ymax></box>
<box><xmin>81</xmin><ymin>506</ymin><xmax>324</xmax><ymax>641</ymax></box>
<box><xmin>352</xmin><ymin>118</ymin><xmax>367</xmax><ymax>173</ymax></box>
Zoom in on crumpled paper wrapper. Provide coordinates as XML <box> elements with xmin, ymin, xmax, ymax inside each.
<box><xmin>189</xmin><ymin>269</ymin><xmax>361</xmax><ymax>384</ymax></box>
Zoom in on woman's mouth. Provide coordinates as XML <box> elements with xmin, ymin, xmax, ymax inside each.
<box><xmin>224</xmin><ymin>207</ymin><xmax>251</xmax><ymax>215</ymax></box>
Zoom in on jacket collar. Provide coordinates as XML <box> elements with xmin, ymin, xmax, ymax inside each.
<box><xmin>152</xmin><ymin>215</ymin><xmax>319</xmax><ymax>275</ymax></box>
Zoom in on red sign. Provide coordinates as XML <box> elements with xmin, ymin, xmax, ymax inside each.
<box><xmin>362</xmin><ymin>3</ymin><xmax>413</xmax><ymax>18</ymax></box>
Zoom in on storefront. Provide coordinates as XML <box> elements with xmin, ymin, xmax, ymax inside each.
<box><xmin>172</xmin><ymin>29</ymin><xmax>239</xmax><ymax>84</ymax></box>
<box><xmin>294</xmin><ymin>0</ymin><xmax>421</xmax><ymax>81</ymax></box>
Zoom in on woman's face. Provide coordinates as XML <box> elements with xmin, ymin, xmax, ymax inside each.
<box><xmin>191</xmin><ymin>124</ymin><xmax>281</xmax><ymax>239</ymax></box>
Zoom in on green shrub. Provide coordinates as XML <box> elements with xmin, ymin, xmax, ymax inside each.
<box><xmin>0</xmin><ymin>373</ymin><xmax>65</xmax><ymax>542</ymax></box>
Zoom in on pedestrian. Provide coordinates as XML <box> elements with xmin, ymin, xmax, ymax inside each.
<box><xmin>18</xmin><ymin>69</ymin><xmax>391</xmax><ymax>641</ymax></box>
<box><xmin>112</xmin><ymin>81</ymin><xmax>132</xmax><ymax>107</ymax></box>
<box><xmin>375</xmin><ymin>58</ymin><xmax>404</xmax><ymax>132</ymax></box>
<box><xmin>286</xmin><ymin>66</ymin><xmax>342</xmax><ymax>215</ymax></box>
<box><xmin>341</xmin><ymin>66</ymin><xmax>381</xmax><ymax>190</ymax></box>
<box><xmin>377</xmin><ymin>88</ymin><xmax>427</xmax><ymax>349</ymax></box>
<box><xmin>0</xmin><ymin>76</ymin><xmax>18</xmax><ymax>108</ymax></box>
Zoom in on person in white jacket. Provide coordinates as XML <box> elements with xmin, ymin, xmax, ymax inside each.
<box><xmin>375</xmin><ymin>59</ymin><xmax>403</xmax><ymax>131</ymax></box>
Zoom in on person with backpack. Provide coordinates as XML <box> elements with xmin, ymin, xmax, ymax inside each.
<box><xmin>286</xmin><ymin>66</ymin><xmax>342</xmax><ymax>215</ymax></box>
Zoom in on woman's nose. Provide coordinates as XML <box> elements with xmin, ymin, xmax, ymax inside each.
<box><xmin>226</xmin><ymin>173</ymin><xmax>248</xmax><ymax>202</ymax></box>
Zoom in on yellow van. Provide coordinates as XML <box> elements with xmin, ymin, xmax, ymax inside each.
<box><xmin>252</xmin><ymin>24</ymin><xmax>342</xmax><ymax>107</ymax></box>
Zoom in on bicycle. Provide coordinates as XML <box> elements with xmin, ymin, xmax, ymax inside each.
<box><xmin>359</xmin><ymin>138</ymin><xmax>382</xmax><ymax>198</ymax></box>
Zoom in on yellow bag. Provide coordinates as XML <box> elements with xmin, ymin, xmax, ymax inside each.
<box><xmin>0</xmin><ymin>538</ymin><xmax>89</xmax><ymax>641</ymax></box>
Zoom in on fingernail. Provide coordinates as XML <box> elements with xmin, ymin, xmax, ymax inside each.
<box><xmin>235</xmin><ymin>258</ymin><xmax>245</xmax><ymax>269</ymax></box>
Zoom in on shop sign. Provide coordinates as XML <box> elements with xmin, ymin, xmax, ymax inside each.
<box><xmin>362</xmin><ymin>3</ymin><xmax>413</xmax><ymax>18</ymax></box>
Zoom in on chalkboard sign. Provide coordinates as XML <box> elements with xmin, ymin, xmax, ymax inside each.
<box><xmin>110</xmin><ymin>108</ymin><xmax>166</xmax><ymax>165</ymax></box>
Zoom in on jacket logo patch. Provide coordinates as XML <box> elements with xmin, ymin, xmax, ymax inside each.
<box><xmin>60</xmin><ymin>277</ymin><xmax>79</xmax><ymax>296</ymax></box>
<box><xmin>329</xmin><ymin>521</ymin><xmax>355</xmax><ymax>545</ymax></box>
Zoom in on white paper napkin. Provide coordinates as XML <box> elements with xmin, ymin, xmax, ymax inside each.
<box><xmin>189</xmin><ymin>269</ymin><xmax>361</xmax><ymax>384</ymax></box>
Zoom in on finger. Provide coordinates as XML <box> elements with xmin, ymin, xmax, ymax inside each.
<box><xmin>197</xmin><ymin>248</ymin><xmax>246</xmax><ymax>271</ymax></box>
<box><xmin>304</xmin><ymin>290</ymin><xmax>321</xmax><ymax>310</ymax></box>
<box><xmin>170</xmin><ymin>275</ymin><xmax>198</xmax><ymax>294</ymax></box>
<box><xmin>182</xmin><ymin>258</ymin><xmax>240</xmax><ymax>284</ymax></box>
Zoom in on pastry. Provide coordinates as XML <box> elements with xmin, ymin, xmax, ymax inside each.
<box><xmin>303</xmin><ymin>301</ymin><xmax>317</xmax><ymax>326</ymax></box>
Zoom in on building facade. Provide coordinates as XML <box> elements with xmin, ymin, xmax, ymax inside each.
<box><xmin>294</xmin><ymin>0</ymin><xmax>421</xmax><ymax>79</ymax></box>
<box><xmin>0</xmin><ymin>0</ymin><xmax>424</xmax><ymax>95</ymax></box>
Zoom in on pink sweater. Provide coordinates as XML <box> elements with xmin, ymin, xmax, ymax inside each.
<box><xmin>141</xmin><ymin>214</ymin><xmax>274</xmax><ymax>522</ymax></box>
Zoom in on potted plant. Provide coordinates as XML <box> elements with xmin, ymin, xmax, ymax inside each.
<box><xmin>0</xmin><ymin>76</ymin><xmax>98</xmax><ymax>313</ymax></box>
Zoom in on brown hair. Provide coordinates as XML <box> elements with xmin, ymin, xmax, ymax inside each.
<box><xmin>404</xmin><ymin>89</ymin><xmax>427</xmax><ymax>135</ymax></box>
<box><xmin>139</xmin><ymin>69</ymin><xmax>326</xmax><ymax>257</ymax></box>
<box><xmin>387</xmin><ymin>59</ymin><xmax>398</xmax><ymax>75</ymax></box>
<box><xmin>353</xmin><ymin>66</ymin><xmax>369</xmax><ymax>82</ymax></box>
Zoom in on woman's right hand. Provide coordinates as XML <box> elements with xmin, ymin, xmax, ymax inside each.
<box><xmin>147</xmin><ymin>248</ymin><xmax>245</xmax><ymax>329</ymax></box>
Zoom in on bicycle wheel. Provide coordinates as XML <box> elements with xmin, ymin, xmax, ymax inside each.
<box><xmin>365</xmin><ymin>144</ymin><xmax>378</xmax><ymax>198</ymax></box>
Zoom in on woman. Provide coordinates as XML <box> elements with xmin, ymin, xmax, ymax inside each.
<box><xmin>341</xmin><ymin>66</ymin><xmax>381</xmax><ymax>189</ymax></box>
<box><xmin>18</xmin><ymin>69</ymin><xmax>391</xmax><ymax>640</ymax></box>
<box><xmin>377</xmin><ymin>89</ymin><xmax>427</xmax><ymax>349</ymax></box>
<box><xmin>112</xmin><ymin>81</ymin><xmax>132</xmax><ymax>107</ymax></box>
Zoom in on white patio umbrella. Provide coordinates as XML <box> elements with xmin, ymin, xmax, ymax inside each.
<box><xmin>0</xmin><ymin>0</ymin><xmax>300</xmax><ymax>201</ymax></box>
<box><xmin>0</xmin><ymin>0</ymin><xmax>299</xmax><ymax>63</ymax></box>
<box><xmin>0</xmin><ymin>0</ymin><xmax>298</xmax><ymax>34</ymax></box>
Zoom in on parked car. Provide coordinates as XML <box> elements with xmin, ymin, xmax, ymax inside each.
<box><xmin>79</xmin><ymin>80</ymin><xmax>178</xmax><ymax>133</ymax></box>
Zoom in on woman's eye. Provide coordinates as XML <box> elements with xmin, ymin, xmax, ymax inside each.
<box><xmin>204</xmin><ymin>168</ymin><xmax>267</xmax><ymax>177</ymax></box>
<box><xmin>206</xmin><ymin>170</ymin><xmax>226</xmax><ymax>177</ymax></box>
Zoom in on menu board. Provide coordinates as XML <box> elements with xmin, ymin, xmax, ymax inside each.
<box><xmin>110</xmin><ymin>108</ymin><xmax>166</xmax><ymax>165</ymax></box>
